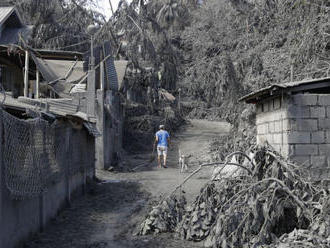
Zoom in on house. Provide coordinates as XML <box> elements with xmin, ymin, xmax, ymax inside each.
<box><xmin>0</xmin><ymin>6</ymin><xmax>32</xmax><ymax>45</ymax></box>
<box><xmin>0</xmin><ymin>6</ymin><xmax>129</xmax><ymax>248</ymax></box>
<box><xmin>0</xmin><ymin>45</ymin><xmax>100</xmax><ymax>248</ymax></box>
<box><xmin>240</xmin><ymin>77</ymin><xmax>330</xmax><ymax>179</ymax></box>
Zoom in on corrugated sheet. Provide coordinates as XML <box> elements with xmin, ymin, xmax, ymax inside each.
<box><xmin>83</xmin><ymin>122</ymin><xmax>101</xmax><ymax>137</ymax></box>
<box><xmin>83</xmin><ymin>41</ymin><xmax>120</xmax><ymax>91</ymax></box>
<box><xmin>240</xmin><ymin>77</ymin><xmax>330</xmax><ymax>103</ymax></box>
<box><xmin>103</xmin><ymin>41</ymin><xmax>118</xmax><ymax>91</ymax></box>
<box><xmin>0</xmin><ymin>6</ymin><xmax>14</xmax><ymax>25</ymax></box>
<box><xmin>114</xmin><ymin>60</ymin><xmax>128</xmax><ymax>90</ymax></box>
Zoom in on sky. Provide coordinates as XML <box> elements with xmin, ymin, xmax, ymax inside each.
<box><xmin>96</xmin><ymin>0</ymin><xmax>122</xmax><ymax>20</ymax></box>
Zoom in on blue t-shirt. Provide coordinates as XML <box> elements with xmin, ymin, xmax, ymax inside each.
<box><xmin>156</xmin><ymin>130</ymin><xmax>170</xmax><ymax>147</ymax></box>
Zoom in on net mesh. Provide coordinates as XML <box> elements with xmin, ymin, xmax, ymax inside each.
<box><xmin>1</xmin><ymin>109</ymin><xmax>90</xmax><ymax>200</ymax></box>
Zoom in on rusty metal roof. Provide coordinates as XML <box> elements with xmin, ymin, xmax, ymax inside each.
<box><xmin>240</xmin><ymin>77</ymin><xmax>330</xmax><ymax>104</ymax></box>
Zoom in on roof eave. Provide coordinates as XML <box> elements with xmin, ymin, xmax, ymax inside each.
<box><xmin>240</xmin><ymin>77</ymin><xmax>330</xmax><ymax>104</ymax></box>
<box><xmin>0</xmin><ymin>7</ymin><xmax>24</xmax><ymax>28</ymax></box>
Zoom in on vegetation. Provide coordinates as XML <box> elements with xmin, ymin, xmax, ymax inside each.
<box><xmin>3</xmin><ymin>0</ymin><xmax>330</xmax><ymax>124</ymax></box>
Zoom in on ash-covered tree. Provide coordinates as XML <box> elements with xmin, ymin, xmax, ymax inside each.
<box><xmin>179</xmin><ymin>0</ymin><xmax>330</xmax><ymax>120</ymax></box>
<box><xmin>3</xmin><ymin>0</ymin><xmax>105</xmax><ymax>51</ymax></box>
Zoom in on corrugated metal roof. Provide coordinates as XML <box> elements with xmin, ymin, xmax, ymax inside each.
<box><xmin>240</xmin><ymin>77</ymin><xmax>330</xmax><ymax>103</ymax></box>
<box><xmin>114</xmin><ymin>60</ymin><xmax>128</xmax><ymax>90</ymax></box>
<box><xmin>0</xmin><ymin>6</ymin><xmax>22</xmax><ymax>27</ymax></box>
<box><xmin>0</xmin><ymin>6</ymin><xmax>14</xmax><ymax>25</ymax></box>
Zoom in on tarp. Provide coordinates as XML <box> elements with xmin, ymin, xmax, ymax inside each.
<box><xmin>31</xmin><ymin>55</ymin><xmax>86</xmax><ymax>84</ymax></box>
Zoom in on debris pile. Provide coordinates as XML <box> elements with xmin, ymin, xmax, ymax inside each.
<box><xmin>139</xmin><ymin>194</ymin><xmax>186</xmax><ymax>235</ymax></box>
<box><xmin>139</xmin><ymin>144</ymin><xmax>330</xmax><ymax>247</ymax></box>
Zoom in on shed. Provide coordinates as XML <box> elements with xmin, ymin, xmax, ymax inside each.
<box><xmin>0</xmin><ymin>6</ymin><xmax>32</xmax><ymax>45</ymax></box>
<box><xmin>240</xmin><ymin>77</ymin><xmax>330</xmax><ymax>179</ymax></box>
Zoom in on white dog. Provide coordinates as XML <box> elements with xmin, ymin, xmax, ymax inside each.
<box><xmin>179</xmin><ymin>149</ymin><xmax>192</xmax><ymax>173</ymax></box>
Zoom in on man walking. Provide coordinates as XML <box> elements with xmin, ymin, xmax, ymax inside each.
<box><xmin>154</xmin><ymin>125</ymin><xmax>170</xmax><ymax>168</ymax></box>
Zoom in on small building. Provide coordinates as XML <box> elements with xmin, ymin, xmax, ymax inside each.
<box><xmin>0</xmin><ymin>6</ymin><xmax>32</xmax><ymax>45</ymax></box>
<box><xmin>241</xmin><ymin>77</ymin><xmax>330</xmax><ymax>179</ymax></box>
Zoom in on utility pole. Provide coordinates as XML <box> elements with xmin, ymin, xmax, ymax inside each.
<box><xmin>86</xmin><ymin>25</ymin><xmax>98</xmax><ymax>119</ymax></box>
<box><xmin>108</xmin><ymin>0</ymin><xmax>115</xmax><ymax>16</ymax></box>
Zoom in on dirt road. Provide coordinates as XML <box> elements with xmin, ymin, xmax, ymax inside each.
<box><xmin>23</xmin><ymin>120</ymin><xmax>231</xmax><ymax>248</ymax></box>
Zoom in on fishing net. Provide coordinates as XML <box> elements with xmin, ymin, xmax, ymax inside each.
<box><xmin>1</xmin><ymin>109</ymin><xmax>85</xmax><ymax>200</ymax></box>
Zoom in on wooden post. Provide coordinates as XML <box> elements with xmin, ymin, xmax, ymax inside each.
<box><xmin>24</xmin><ymin>50</ymin><xmax>29</xmax><ymax>97</ymax></box>
<box><xmin>35</xmin><ymin>70</ymin><xmax>40</xmax><ymax>99</ymax></box>
<box><xmin>65</xmin><ymin>128</ymin><xmax>71</xmax><ymax>206</ymax></box>
<box><xmin>0</xmin><ymin>111</ymin><xmax>3</xmax><ymax>248</ymax></box>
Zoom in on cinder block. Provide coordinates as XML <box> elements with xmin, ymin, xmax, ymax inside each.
<box><xmin>268</xmin><ymin>122</ymin><xmax>275</xmax><ymax>133</ymax></box>
<box><xmin>257</xmin><ymin>123</ymin><xmax>267</xmax><ymax>134</ymax></box>
<box><xmin>319</xmin><ymin>144</ymin><xmax>330</xmax><ymax>155</ymax></box>
<box><xmin>273</xmin><ymin>133</ymin><xmax>282</xmax><ymax>144</ymax></box>
<box><xmin>256</xmin><ymin>113</ymin><xmax>270</xmax><ymax>125</ymax></box>
<box><xmin>282</xmin><ymin>119</ymin><xmax>294</xmax><ymax>131</ymax></box>
<box><xmin>272</xmin><ymin>110</ymin><xmax>287</xmax><ymax>121</ymax></box>
<box><xmin>318</xmin><ymin>118</ymin><xmax>330</xmax><ymax>130</ymax></box>
<box><xmin>271</xmin><ymin>144</ymin><xmax>281</xmax><ymax>153</ymax></box>
<box><xmin>326</xmin><ymin>107</ymin><xmax>330</xmax><ymax>118</ymax></box>
<box><xmin>291</xmin><ymin>119</ymin><xmax>318</xmax><ymax>131</ymax></box>
<box><xmin>325</xmin><ymin>131</ymin><xmax>330</xmax><ymax>143</ymax></box>
<box><xmin>274</xmin><ymin>121</ymin><xmax>282</xmax><ymax>133</ymax></box>
<box><xmin>310</xmin><ymin>106</ymin><xmax>326</xmax><ymax>118</ymax></box>
<box><xmin>265</xmin><ymin>134</ymin><xmax>274</xmax><ymax>144</ymax></box>
<box><xmin>281</xmin><ymin>144</ymin><xmax>294</xmax><ymax>157</ymax></box>
<box><xmin>286</xmin><ymin>131</ymin><xmax>310</xmax><ymax>144</ymax></box>
<box><xmin>256</xmin><ymin>103</ymin><xmax>262</xmax><ymax>114</ymax></box>
<box><xmin>291</xmin><ymin>155</ymin><xmax>311</xmax><ymax>166</ymax></box>
<box><xmin>311</xmin><ymin>131</ymin><xmax>325</xmax><ymax>144</ymax></box>
<box><xmin>257</xmin><ymin>134</ymin><xmax>266</xmax><ymax>144</ymax></box>
<box><xmin>326</xmin><ymin>106</ymin><xmax>330</xmax><ymax>118</ymax></box>
<box><xmin>263</xmin><ymin>101</ymin><xmax>270</xmax><ymax>112</ymax></box>
<box><xmin>318</xmin><ymin>95</ymin><xmax>330</xmax><ymax>105</ymax></box>
<box><xmin>293</xmin><ymin>94</ymin><xmax>317</xmax><ymax>106</ymax></box>
<box><xmin>273</xmin><ymin>97</ymin><xmax>281</xmax><ymax>110</ymax></box>
<box><xmin>311</xmin><ymin>155</ymin><xmax>327</xmax><ymax>167</ymax></box>
<box><xmin>287</xmin><ymin>105</ymin><xmax>310</xmax><ymax>118</ymax></box>
<box><xmin>295</xmin><ymin>144</ymin><xmax>318</xmax><ymax>155</ymax></box>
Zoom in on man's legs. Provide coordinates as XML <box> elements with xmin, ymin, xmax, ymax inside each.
<box><xmin>163</xmin><ymin>154</ymin><xmax>167</xmax><ymax>168</ymax></box>
<box><xmin>157</xmin><ymin>154</ymin><xmax>162</xmax><ymax>168</ymax></box>
<box><xmin>163</xmin><ymin>147</ymin><xmax>168</xmax><ymax>168</ymax></box>
<box><xmin>157</xmin><ymin>146</ymin><xmax>162</xmax><ymax>168</ymax></box>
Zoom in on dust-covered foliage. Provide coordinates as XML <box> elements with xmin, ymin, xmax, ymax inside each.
<box><xmin>1</xmin><ymin>0</ymin><xmax>104</xmax><ymax>50</ymax></box>
<box><xmin>138</xmin><ymin>144</ymin><xmax>330</xmax><ymax>247</ymax></box>
<box><xmin>179</xmin><ymin>0</ymin><xmax>330</xmax><ymax>123</ymax></box>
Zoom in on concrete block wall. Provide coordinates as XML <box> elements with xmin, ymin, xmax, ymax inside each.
<box><xmin>256</xmin><ymin>96</ymin><xmax>291</xmax><ymax>157</ymax></box>
<box><xmin>256</xmin><ymin>94</ymin><xmax>330</xmax><ymax>179</ymax></box>
<box><xmin>0</xmin><ymin>123</ymin><xmax>95</xmax><ymax>248</ymax></box>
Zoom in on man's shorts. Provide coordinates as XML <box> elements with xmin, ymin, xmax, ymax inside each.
<box><xmin>157</xmin><ymin>146</ymin><xmax>168</xmax><ymax>156</ymax></box>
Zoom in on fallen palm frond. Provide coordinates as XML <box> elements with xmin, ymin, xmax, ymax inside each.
<box><xmin>138</xmin><ymin>144</ymin><xmax>330</xmax><ymax>247</ymax></box>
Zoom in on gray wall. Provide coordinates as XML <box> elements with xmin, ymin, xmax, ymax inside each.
<box><xmin>256</xmin><ymin>93</ymin><xmax>330</xmax><ymax>179</ymax></box>
<box><xmin>0</xmin><ymin>120</ymin><xmax>95</xmax><ymax>248</ymax></box>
